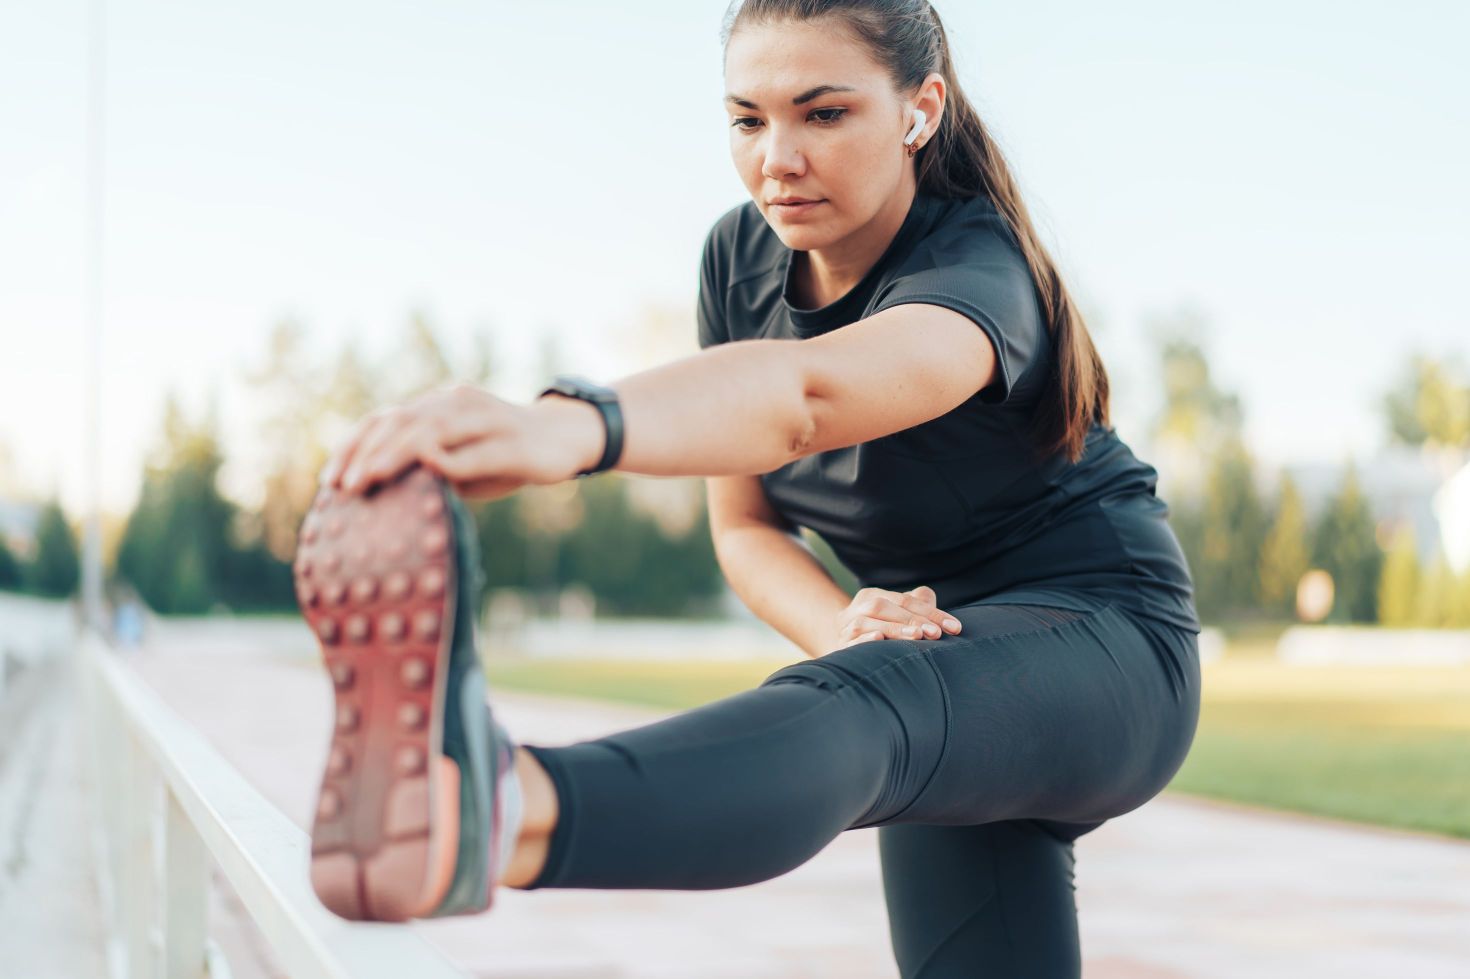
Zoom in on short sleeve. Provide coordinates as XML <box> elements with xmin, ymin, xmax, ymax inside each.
<box><xmin>696</xmin><ymin>224</ymin><xmax>729</xmax><ymax>349</ymax></box>
<box><xmin>871</xmin><ymin>254</ymin><xmax>1043</xmax><ymax>406</ymax></box>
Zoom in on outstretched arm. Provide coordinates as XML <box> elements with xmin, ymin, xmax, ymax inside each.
<box><xmin>532</xmin><ymin>337</ymin><xmax>813</xmax><ymax>479</ymax></box>
<box><xmin>324</xmin><ymin>302</ymin><xmax>996</xmax><ymax>495</ymax></box>
<box><xmin>538</xmin><ymin>300</ymin><xmax>997</xmax><ymax>479</ymax></box>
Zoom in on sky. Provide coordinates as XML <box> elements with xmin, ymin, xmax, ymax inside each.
<box><xmin>2</xmin><ymin>0</ymin><xmax>1467</xmax><ymax>518</ymax></box>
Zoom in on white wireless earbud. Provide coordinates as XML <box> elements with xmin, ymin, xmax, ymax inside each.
<box><xmin>904</xmin><ymin>108</ymin><xmax>927</xmax><ymax>146</ymax></box>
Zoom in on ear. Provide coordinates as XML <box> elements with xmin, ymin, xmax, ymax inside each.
<box><xmin>908</xmin><ymin>72</ymin><xmax>946</xmax><ymax>144</ymax></box>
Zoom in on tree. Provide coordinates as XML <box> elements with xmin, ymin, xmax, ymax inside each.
<box><xmin>1259</xmin><ymin>471</ymin><xmax>1311</xmax><ymax>619</ymax></box>
<box><xmin>26</xmin><ymin>499</ymin><xmax>80</xmax><ymax>598</ymax></box>
<box><xmin>1376</xmin><ymin>523</ymin><xmax>1420</xmax><ymax>627</ymax></box>
<box><xmin>243</xmin><ymin>317</ymin><xmax>334</xmax><ymax>563</ymax></box>
<box><xmin>1310</xmin><ymin>461</ymin><xmax>1383</xmax><ymax>624</ymax></box>
<box><xmin>1413</xmin><ymin>549</ymin><xmax>1458</xmax><ymax>629</ymax></box>
<box><xmin>1453</xmin><ymin>564</ymin><xmax>1470</xmax><ymax>629</ymax></box>
<box><xmin>114</xmin><ymin>391</ymin><xmax>291</xmax><ymax>613</ymax></box>
<box><xmin>558</xmin><ymin>475</ymin><xmax>722</xmax><ymax>617</ymax></box>
<box><xmin>1383</xmin><ymin>354</ymin><xmax>1470</xmax><ymax>449</ymax></box>
<box><xmin>389</xmin><ymin>310</ymin><xmax>460</xmax><ymax>402</ymax></box>
<box><xmin>1144</xmin><ymin>310</ymin><xmax>1245</xmax><ymax>502</ymax></box>
<box><xmin>0</xmin><ymin>535</ymin><xmax>21</xmax><ymax>591</ymax></box>
<box><xmin>1194</xmin><ymin>436</ymin><xmax>1268</xmax><ymax>621</ymax></box>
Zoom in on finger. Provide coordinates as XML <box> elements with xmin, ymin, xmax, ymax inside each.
<box><xmin>857</xmin><ymin>615</ymin><xmax>919</xmax><ymax>642</ymax></box>
<box><xmin>345</xmin><ymin>386</ymin><xmax>510</xmax><ymax>493</ymax></box>
<box><xmin>879</xmin><ymin>598</ymin><xmax>943</xmax><ymax>639</ymax></box>
<box><xmin>907</xmin><ymin>585</ymin><xmax>937</xmax><ymax>604</ymax></box>
<box><xmin>422</xmin><ymin>435</ymin><xmax>523</xmax><ymax>487</ymax></box>
<box><xmin>341</xmin><ymin>414</ymin><xmax>416</xmax><ymax>492</ymax></box>
<box><xmin>901</xmin><ymin>588</ymin><xmax>961</xmax><ymax>634</ymax></box>
<box><xmin>841</xmin><ymin>629</ymin><xmax>885</xmax><ymax>649</ymax></box>
<box><xmin>347</xmin><ymin>418</ymin><xmax>439</xmax><ymax>494</ymax></box>
<box><xmin>435</xmin><ymin>385</ymin><xmax>507</xmax><ymax>449</ymax></box>
<box><xmin>840</xmin><ymin>617</ymin><xmax>884</xmax><ymax>644</ymax></box>
<box><xmin>323</xmin><ymin>412</ymin><xmax>390</xmax><ymax>488</ymax></box>
<box><xmin>320</xmin><ymin>421</ymin><xmax>367</xmax><ymax>487</ymax></box>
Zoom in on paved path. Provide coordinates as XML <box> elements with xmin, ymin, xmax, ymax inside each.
<box><xmin>106</xmin><ymin>618</ymin><xmax>1470</xmax><ymax>977</ymax></box>
<box><xmin>0</xmin><ymin>656</ymin><xmax>110</xmax><ymax>978</ymax></box>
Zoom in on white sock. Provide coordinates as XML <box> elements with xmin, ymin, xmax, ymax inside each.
<box><xmin>493</xmin><ymin>737</ymin><xmax>524</xmax><ymax>885</ymax></box>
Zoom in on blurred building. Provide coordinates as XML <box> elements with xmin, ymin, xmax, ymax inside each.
<box><xmin>1432</xmin><ymin>458</ymin><xmax>1470</xmax><ymax>574</ymax></box>
<box><xmin>1269</xmin><ymin>443</ymin><xmax>1468</xmax><ymax>570</ymax></box>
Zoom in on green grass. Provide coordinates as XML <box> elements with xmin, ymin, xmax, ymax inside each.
<box><xmin>1170</xmin><ymin>660</ymin><xmax>1470</xmax><ymax>840</ymax></box>
<box><xmin>486</xmin><ymin>652</ymin><xmax>1470</xmax><ymax>841</ymax></box>
<box><xmin>486</xmin><ymin>656</ymin><xmax>792</xmax><ymax>711</ymax></box>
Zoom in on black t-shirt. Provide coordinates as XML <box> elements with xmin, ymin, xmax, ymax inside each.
<box><xmin>696</xmin><ymin>188</ymin><xmax>1201</xmax><ymax>634</ymax></box>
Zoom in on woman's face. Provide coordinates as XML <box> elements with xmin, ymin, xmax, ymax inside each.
<box><xmin>723</xmin><ymin>18</ymin><xmax>936</xmax><ymax>252</ymax></box>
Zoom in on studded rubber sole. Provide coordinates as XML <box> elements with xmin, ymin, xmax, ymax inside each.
<box><xmin>294</xmin><ymin>466</ymin><xmax>462</xmax><ymax>921</ymax></box>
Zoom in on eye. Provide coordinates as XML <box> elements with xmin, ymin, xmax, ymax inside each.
<box><xmin>729</xmin><ymin>107</ymin><xmax>849</xmax><ymax>132</ymax></box>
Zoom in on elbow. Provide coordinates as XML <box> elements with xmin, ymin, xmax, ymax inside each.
<box><xmin>781</xmin><ymin>357</ymin><xmax>819</xmax><ymax>466</ymax></box>
<box><xmin>744</xmin><ymin>338</ymin><xmax>819</xmax><ymax>472</ymax></box>
<box><xmin>785</xmin><ymin>408</ymin><xmax>818</xmax><ymax>461</ymax></box>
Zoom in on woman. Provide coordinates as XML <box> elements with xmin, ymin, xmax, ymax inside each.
<box><xmin>296</xmin><ymin>2</ymin><xmax>1201</xmax><ymax>975</ymax></box>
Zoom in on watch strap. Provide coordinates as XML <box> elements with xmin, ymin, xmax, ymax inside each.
<box><xmin>537</xmin><ymin>375</ymin><xmax>624</xmax><ymax>478</ymax></box>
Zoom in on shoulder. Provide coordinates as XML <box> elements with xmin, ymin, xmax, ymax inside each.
<box><xmin>878</xmin><ymin>193</ymin><xmax>1035</xmax><ymax>306</ymax></box>
<box><xmin>911</xmin><ymin>193</ymin><xmax>1025</xmax><ymax>269</ymax></box>
<box><xmin>877</xmin><ymin>194</ymin><xmax>1037</xmax><ymax>317</ymax></box>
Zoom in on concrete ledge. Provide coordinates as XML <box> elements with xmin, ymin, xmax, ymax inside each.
<box><xmin>1276</xmin><ymin>625</ymin><xmax>1470</xmax><ymax>664</ymax></box>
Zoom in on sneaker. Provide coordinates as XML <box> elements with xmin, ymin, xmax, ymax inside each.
<box><xmin>294</xmin><ymin>464</ymin><xmax>516</xmax><ymax>921</ymax></box>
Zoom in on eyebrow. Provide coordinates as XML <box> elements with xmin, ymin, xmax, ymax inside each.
<box><xmin>724</xmin><ymin>84</ymin><xmax>858</xmax><ymax>110</ymax></box>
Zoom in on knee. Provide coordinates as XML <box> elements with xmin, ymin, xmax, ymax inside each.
<box><xmin>761</xmin><ymin>637</ymin><xmax>930</xmax><ymax>692</ymax></box>
<box><xmin>763</xmin><ymin>643</ymin><xmax>951</xmax><ymax>827</ymax></box>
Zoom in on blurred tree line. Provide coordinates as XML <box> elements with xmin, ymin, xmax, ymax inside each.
<box><xmin>1151</xmin><ymin>316</ymin><xmax>1470</xmax><ymax>628</ymax></box>
<box><xmin>8</xmin><ymin>311</ymin><xmax>1468</xmax><ymax>630</ymax></box>
<box><xmin>0</xmin><ymin>498</ymin><xmax>80</xmax><ymax>598</ymax></box>
<box><xmin>102</xmin><ymin>312</ymin><xmax>723</xmax><ymax>619</ymax></box>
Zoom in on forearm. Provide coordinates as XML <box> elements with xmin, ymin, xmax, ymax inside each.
<box><xmin>713</xmin><ymin>524</ymin><xmax>851</xmax><ymax>660</ymax></box>
<box><xmin>530</xmin><ymin>339</ymin><xmax>814</xmax><ymax>479</ymax></box>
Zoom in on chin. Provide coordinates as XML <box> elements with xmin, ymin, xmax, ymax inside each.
<box><xmin>766</xmin><ymin>222</ymin><xmax>828</xmax><ymax>250</ymax></box>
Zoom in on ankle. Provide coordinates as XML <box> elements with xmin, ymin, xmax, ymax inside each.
<box><xmin>497</xmin><ymin>748</ymin><xmax>558</xmax><ymax>889</ymax></box>
<box><xmin>514</xmin><ymin>747</ymin><xmax>559</xmax><ymax>834</ymax></box>
<box><xmin>499</xmin><ymin>830</ymin><xmax>552</xmax><ymax>889</ymax></box>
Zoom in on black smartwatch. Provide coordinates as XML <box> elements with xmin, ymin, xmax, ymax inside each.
<box><xmin>535</xmin><ymin>373</ymin><xmax>625</xmax><ymax>478</ymax></box>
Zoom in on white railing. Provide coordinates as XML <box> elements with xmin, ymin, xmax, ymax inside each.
<box><xmin>79</xmin><ymin>629</ymin><xmax>469</xmax><ymax>979</ymax></box>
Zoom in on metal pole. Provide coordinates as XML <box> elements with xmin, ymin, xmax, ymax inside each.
<box><xmin>83</xmin><ymin>0</ymin><xmax>107</xmax><ymax>632</ymax></box>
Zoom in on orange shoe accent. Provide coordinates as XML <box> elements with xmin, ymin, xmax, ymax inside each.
<box><xmin>410</xmin><ymin>756</ymin><xmax>462</xmax><ymax>917</ymax></box>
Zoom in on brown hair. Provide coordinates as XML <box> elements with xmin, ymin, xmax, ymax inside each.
<box><xmin>723</xmin><ymin>0</ymin><xmax>1111</xmax><ymax>464</ymax></box>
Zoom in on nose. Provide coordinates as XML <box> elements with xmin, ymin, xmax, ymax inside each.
<box><xmin>759</xmin><ymin>126</ymin><xmax>807</xmax><ymax>182</ymax></box>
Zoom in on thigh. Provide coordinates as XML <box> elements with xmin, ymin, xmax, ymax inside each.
<box><xmin>761</xmin><ymin>603</ymin><xmax>1118</xmax><ymax>829</ymax></box>
<box><xmin>855</xmin><ymin>600</ymin><xmax>1199</xmax><ymax>829</ymax></box>
<box><xmin>899</xmin><ymin>599</ymin><xmax>1199</xmax><ymax>817</ymax></box>
<box><xmin>878</xmin><ymin>819</ymin><xmax>1081</xmax><ymax>979</ymax></box>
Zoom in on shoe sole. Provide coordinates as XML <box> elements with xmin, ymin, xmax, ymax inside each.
<box><xmin>294</xmin><ymin>466</ymin><xmax>462</xmax><ymax>921</ymax></box>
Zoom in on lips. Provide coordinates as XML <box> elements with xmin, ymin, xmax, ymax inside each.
<box><xmin>770</xmin><ymin>197</ymin><xmax>822</xmax><ymax>205</ymax></box>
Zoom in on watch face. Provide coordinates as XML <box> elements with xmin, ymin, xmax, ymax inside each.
<box><xmin>550</xmin><ymin>375</ymin><xmax>615</xmax><ymax>402</ymax></box>
<box><xmin>583</xmin><ymin>383</ymin><xmax>616</xmax><ymax>402</ymax></box>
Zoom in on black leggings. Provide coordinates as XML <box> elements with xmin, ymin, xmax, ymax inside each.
<box><xmin>520</xmin><ymin>595</ymin><xmax>1200</xmax><ymax>978</ymax></box>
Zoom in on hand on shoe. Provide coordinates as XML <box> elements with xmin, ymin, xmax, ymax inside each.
<box><xmin>320</xmin><ymin>383</ymin><xmax>599</xmax><ymax>501</ymax></box>
<box><xmin>831</xmin><ymin>585</ymin><xmax>963</xmax><ymax>651</ymax></box>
